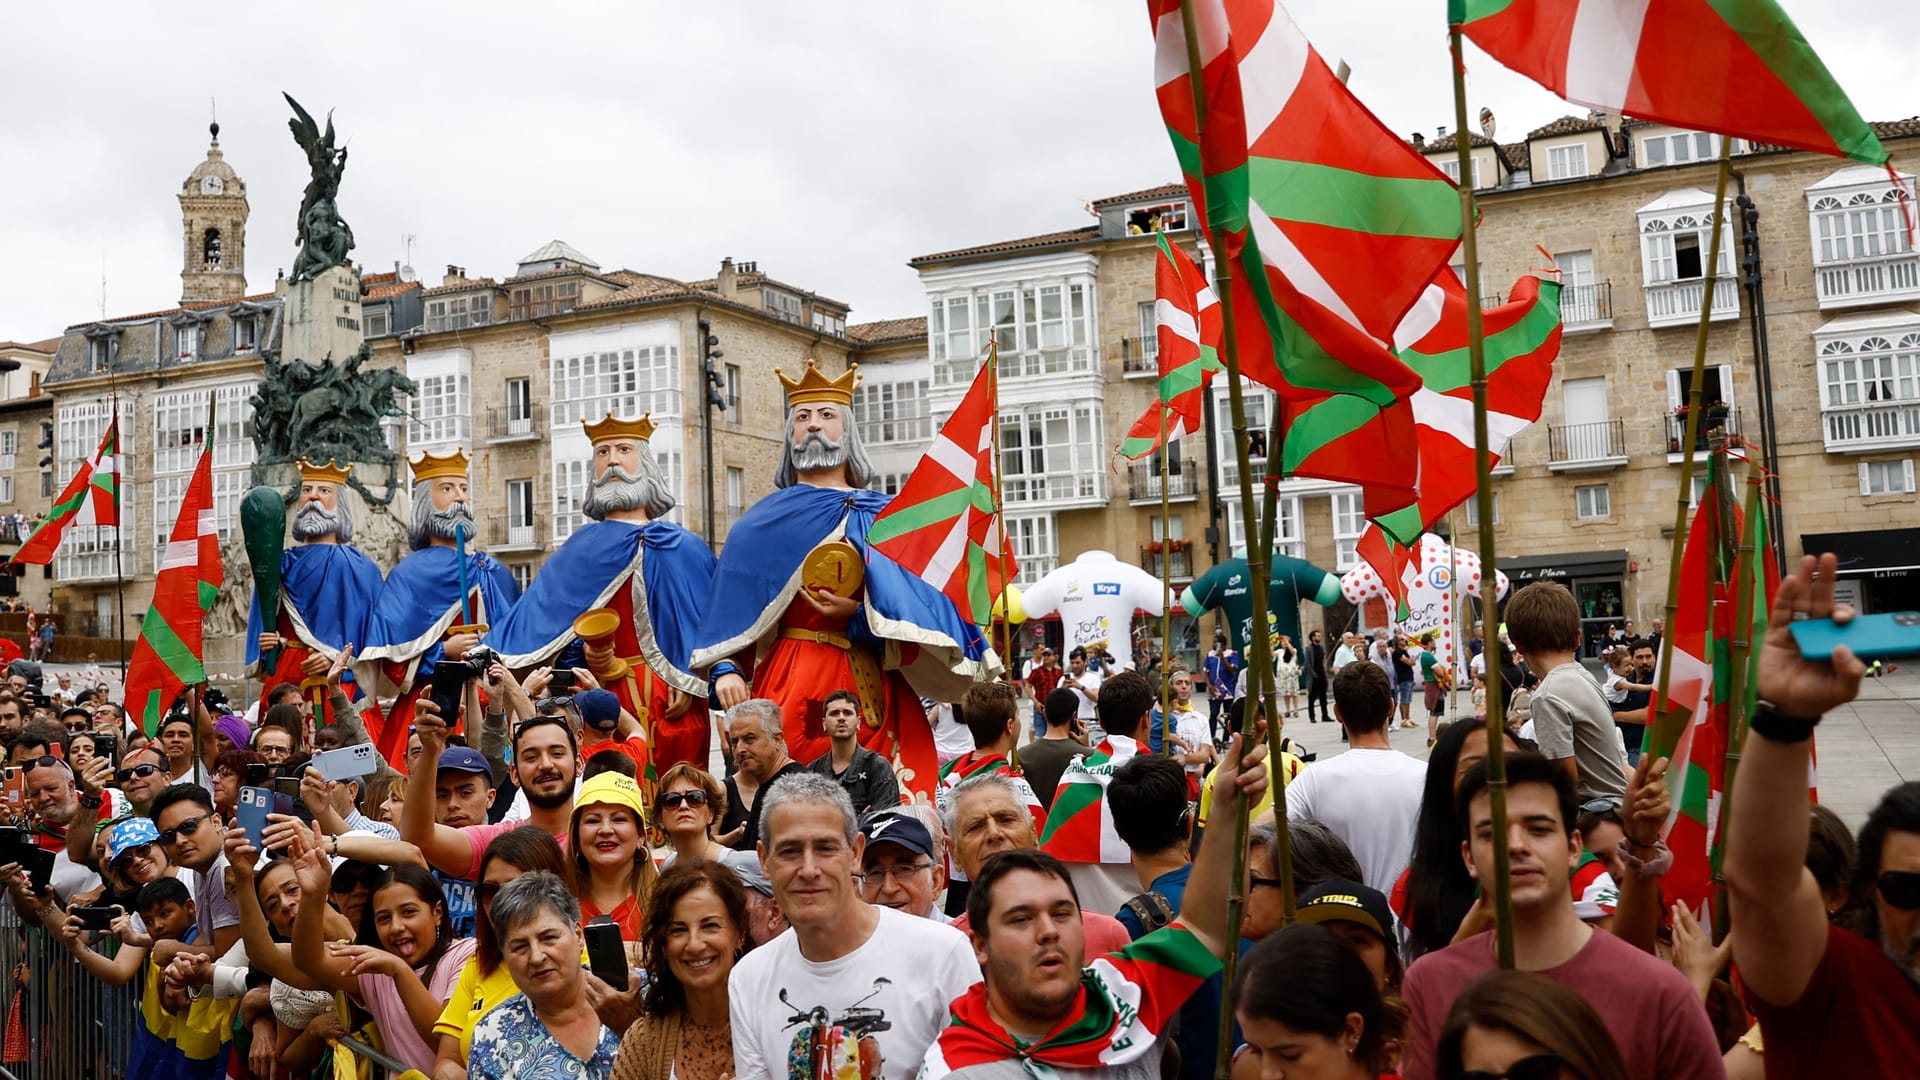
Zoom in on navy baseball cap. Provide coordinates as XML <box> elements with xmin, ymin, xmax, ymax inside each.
<box><xmin>1294</xmin><ymin>877</ymin><xmax>1398</xmax><ymax>957</ymax></box>
<box><xmin>576</xmin><ymin>688</ymin><xmax>621</xmax><ymax>730</ymax></box>
<box><xmin>860</xmin><ymin>812</ymin><xmax>936</xmax><ymax>862</ymax></box>
<box><xmin>438</xmin><ymin>746</ymin><xmax>494</xmax><ymax>783</ymax></box>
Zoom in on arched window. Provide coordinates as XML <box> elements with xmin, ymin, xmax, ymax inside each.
<box><xmin>203</xmin><ymin>228</ymin><xmax>222</xmax><ymax>269</ymax></box>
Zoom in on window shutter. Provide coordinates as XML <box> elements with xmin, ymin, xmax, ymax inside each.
<box><xmin>1858</xmin><ymin>462</ymin><xmax>1872</xmax><ymax>494</ymax></box>
<box><xmin>1665</xmin><ymin>369</ymin><xmax>1681</xmax><ymax>409</ymax></box>
<box><xmin>1906</xmin><ymin>459</ymin><xmax>1917</xmax><ymax>494</ymax></box>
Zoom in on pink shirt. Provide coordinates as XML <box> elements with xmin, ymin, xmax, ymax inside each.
<box><xmin>356</xmin><ymin>935</ymin><xmax>477</xmax><ymax>1073</ymax></box>
<box><xmin>459</xmin><ymin>820</ymin><xmax>569</xmax><ymax>882</ymax></box>
<box><xmin>949</xmin><ymin>908</ymin><xmax>1134</xmax><ymax>956</ymax></box>
<box><xmin>1400</xmin><ymin>928</ymin><xmax>1722</xmax><ymax>1080</ymax></box>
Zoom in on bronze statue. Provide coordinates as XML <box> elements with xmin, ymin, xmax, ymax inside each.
<box><xmin>250</xmin><ymin>345</ymin><xmax>415</xmax><ymax>505</ymax></box>
<box><xmin>284</xmin><ymin>93</ymin><xmax>354</xmax><ymax>284</ymax></box>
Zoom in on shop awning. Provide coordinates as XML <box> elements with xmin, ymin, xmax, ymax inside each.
<box><xmin>1801</xmin><ymin>528</ymin><xmax>1920</xmax><ymax>577</ymax></box>
<box><xmin>1495</xmin><ymin>549</ymin><xmax>1630</xmax><ymax>585</ymax></box>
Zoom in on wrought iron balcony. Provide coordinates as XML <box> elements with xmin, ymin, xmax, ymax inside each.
<box><xmin>1561</xmin><ymin>281</ymin><xmax>1613</xmax><ymax>331</ymax></box>
<box><xmin>486</xmin><ymin>406</ymin><xmax>543</xmax><ymax>443</ymax></box>
<box><xmin>489</xmin><ymin>518</ymin><xmax>546</xmax><ymax>552</ymax></box>
<box><xmin>1665</xmin><ymin>405</ymin><xmax>1741</xmax><ymax>457</ymax></box>
<box><xmin>1117</xmin><ymin>335</ymin><xmax>1159</xmax><ymax>377</ymax></box>
<box><xmin>1127</xmin><ymin>459</ymin><xmax>1199</xmax><ymax>504</ymax></box>
<box><xmin>1141</xmin><ymin>541</ymin><xmax>1195</xmax><ymax>581</ymax></box>
<box><xmin>1547</xmin><ymin>419</ymin><xmax>1628</xmax><ymax>471</ymax></box>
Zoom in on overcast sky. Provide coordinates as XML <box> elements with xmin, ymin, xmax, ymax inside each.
<box><xmin>4</xmin><ymin>0</ymin><xmax>1911</xmax><ymax>341</ymax></box>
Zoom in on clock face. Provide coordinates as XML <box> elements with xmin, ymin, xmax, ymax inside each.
<box><xmin>200</xmin><ymin>175</ymin><xmax>225</xmax><ymax>195</ymax></box>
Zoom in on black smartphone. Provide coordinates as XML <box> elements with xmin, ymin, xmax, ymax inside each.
<box><xmin>22</xmin><ymin>847</ymin><xmax>54</xmax><ymax>894</ymax></box>
<box><xmin>243</xmin><ymin>763</ymin><xmax>272</xmax><ymax>788</ymax></box>
<box><xmin>90</xmin><ymin>730</ymin><xmax>119</xmax><ymax>768</ymax></box>
<box><xmin>428</xmin><ymin>665</ymin><xmax>470</xmax><ymax>730</ymax></box>
<box><xmin>0</xmin><ymin>826</ymin><xmax>27</xmax><ymax>866</ymax></box>
<box><xmin>271</xmin><ymin>775</ymin><xmax>305</xmax><ymax>799</ymax></box>
<box><xmin>582</xmin><ymin>915</ymin><xmax>627</xmax><ymax>991</ymax></box>
<box><xmin>72</xmin><ymin>905</ymin><xmax>121</xmax><ymax>932</ymax></box>
<box><xmin>548</xmin><ymin>669</ymin><xmax>578</xmax><ymax>695</ymax></box>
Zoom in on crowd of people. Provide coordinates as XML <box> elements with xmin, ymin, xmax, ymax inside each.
<box><xmin>0</xmin><ymin>553</ymin><xmax>1915</xmax><ymax>1078</ymax></box>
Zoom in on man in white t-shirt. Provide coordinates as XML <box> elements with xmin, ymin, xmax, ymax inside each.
<box><xmin>1018</xmin><ymin>551</ymin><xmax>1164</xmax><ymax>670</ymax></box>
<box><xmin>730</xmin><ymin>772</ymin><xmax>977</xmax><ymax>1080</ymax></box>
<box><xmin>1161</xmin><ymin>668</ymin><xmax>1214</xmax><ymax>791</ymax></box>
<box><xmin>1283</xmin><ymin>663</ymin><xmax>1427</xmax><ymax>891</ymax></box>
<box><xmin>1061</xmin><ymin>648</ymin><xmax>1104</xmax><ymax>726</ymax></box>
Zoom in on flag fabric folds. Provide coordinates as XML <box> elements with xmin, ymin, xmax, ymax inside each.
<box><xmin>1039</xmin><ymin>737</ymin><xmax>1141</xmax><ymax>864</ymax></box>
<box><xmin>126</xmin><ymin>432</ymin><xmax>222</xmax><ymax>735</ymax></box>
<box><xmin>1458</xmin><ymin>0</ymin><xmax>1887</xmax><ymax>165</ymax></box>
<box><xmin>1120</xmin><ymin>233</ymin><xmax>1226</xmax><ymax>460</ymax></box>
<box><xmin>867</xmin><ymin>358</ymin><xmax>1015</xmax><ymax>630</ymax></box>
<box><xmin>14</xmin><ymin>416</ymin><xmax>118</xmax><ymax>565</ymax></box>
<box><xmin>1148</xmin><ymin>0</ymin><xmax>1463</xmax><ymax>523</ymax></box>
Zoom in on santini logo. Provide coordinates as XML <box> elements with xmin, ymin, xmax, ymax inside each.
<box><xmin>1093</xmin><ymin>582</ymin><xmax>1121</xmax><ymax>595</ymax></box>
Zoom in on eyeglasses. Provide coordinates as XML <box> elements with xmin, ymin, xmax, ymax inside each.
<box><xmin>157</xmin><ymin>812</ymin><xmax>215</xmax><ymax>848</ymax></box>
<box><xmin>1460</xmin><ymin>1053</ymin><xmax>1567</xmax><ymax>1080</ymax></box>
<box><xmin>115</xmin><ymin>763</ymin><xmax>162</xmax><ymax>784</ymax></box>
<box><xmin>258</xmin><ymin>746</ymin><xmax>291</xmax><ymax>761</ymax></box>
<box><xmin>854</xmin><ymin>862</ymin><xmax>932</xmax><ymax>887</ymax></box>
<box><xmin>1878</xmin><ymin>870</ymin><xmax>1920</xmax><ymax>911</ymax></box>
<box><xmin>657</xmin><ymin>790</ymin><xmax>709</xmax><ymax>810</ymax></box>
<box><xmin>1579</xmin><ymin>797</ymin><xmax>1619</xmax><ymax>814</ymax></box>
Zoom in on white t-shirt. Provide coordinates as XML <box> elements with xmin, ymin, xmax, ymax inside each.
<box><xmin>729</xmin><ymin>905</ymin><xmax>977</xmax><ymax>1080</ymax></box>
<box><xmin>1282</xmin><ymin>746</ymin><xmax>1428</xmax><ymax>892</ymax></box>
<box><xmin>1019</xmin><ymin>552</ymin><xmax>1165</xmax><ymax>671</ymax></box>
<box><xmin>931</xmin><ymin>704</ymin><xmax>973</xmax><ymax>762</ymax></box>
<box><xmin>1601</xmin><ymin>671</ymin><xmax>1632</xmax><ymax>704</ymax></box>
<box><xmin>1065</xmin><ymin>667</ymin><xmax>1103</xmax><ymax>722</ymax></box>
<box><xmin>1171</xmin><ymin>706</ymin><xmax>1209</xmax><ymax>775</ymax></box>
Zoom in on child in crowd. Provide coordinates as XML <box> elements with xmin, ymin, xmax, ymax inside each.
<box><xmin>1471</xmin><ymin>672</ymin><xmax>1488</xmax><ymax>723</ymax></box>
<box><xmin>1600</xmin><ymin>647</ymin><xmax>1653</xmax><ymax>705</ymax></box>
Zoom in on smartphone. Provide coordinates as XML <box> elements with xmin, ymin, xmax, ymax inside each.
<box><xmin>1</xmin><ymin>769</ymin><xmax>21</xmax><ymax>813</ymax></box>
<box><xmin>548</xmin><ymin>669</ymin><xmax>578</xmax><ymax>695</ymax></box>
<box><xmin>428</xmin><ymin>666</ymin><xmax>470</xmax><ymax>731</ymax></box>
<box><xmin>237</xmin><ymin>787</ymin><xmax>272</xmax><ymax>851</ymax></box>
<box><xmin>1790</xmin><ymin>612</ymin><xmax>1920</xmax><ymax>662</ymax></box>
<box><xmin>90</xmin><ymin>730</ymin><xmax>119</xmax><ymax>768</ymax></box>
<box><xmin>0</xmin><ymin>826</ymin><xmax>27</xmax><ymax>866</ymax></box>
<box><xmin>271</xmin><ymin>775</ymin><xmax>305</xmax><ymax>799</ymax></box>
<box><xmin>243</xmin><ymin>763</ymin><xmax>273</xmax><ymax>788</ymax></box>
<box><xmin>313</xmin><ymin>744</ymin><xmax>378</xmax><ymax>783</ymax></box>
<box><xmin>72</xmin><ymin>905</ymin><xmax>121</xmax><ymax>933</ymax></box>
<box><xmin>21</xmin><ymin>847</ymin><xmax>53</xmax><ymax>895</ymax></box>
<box><xmin>582</xmin><ymin>916</ymin><xmax>628</xmax><ymax>991</ymax></box>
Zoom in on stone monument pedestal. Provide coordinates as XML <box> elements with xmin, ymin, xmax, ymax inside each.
<box><xmin>281</xmin><ymin>264</ymin><xmax>364</xmax><ymax>365</ymax></box>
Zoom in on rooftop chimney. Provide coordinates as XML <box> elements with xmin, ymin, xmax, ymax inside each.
<box><xmin>717</xmin><ymin>256</ymin><xmax>737</xmax><ymax>298</ymax></box>
<box><xmin>1437</xmin><ymin>124</ymin><xmax>1449</xmax><ymax>138</ymax></box>
<box><xmin>1411</xmin><ymin>131</ymin><xmax>1426</xmax><ymax>149</ymax></box>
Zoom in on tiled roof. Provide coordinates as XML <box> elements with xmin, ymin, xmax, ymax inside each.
<box><xmin>363</xmin><ymin>280</ymin><xmax>420</xmax><ymax>301</ymax></box>
<box><xmin>420</xmin><ymin>278</ymin><xmax>501</xmax><ymax>298</ymax></box>
<box><xmin>910</xmin><ymin>225</ymin><xmax>1101</xmax><ymax>266</ymax></box>
<box><xmin>71</xmin><ymin>290</ymin><xmax>279</xmax><ymax>329</ymax></box>
<box><xmin>1500</xmin><ymin>142</ymin><xmax>1530</xmax><ymax>170</ymax></box>
<box><xmin>1421</xmin><ymin>131</ymin><xmax>1499</xmax><ymax>154</ymax></box>
<box><xmin>572</xmin><ymin>273</ymin><xmax>712</xmax><ymax>311</ymax></box>
<box><xmin>361</xmin><ymin>270</ymin><xmax>398</xmax><ymax>287</ymax></box>
<box><xmin>0</xmin><ymin>339</ymin><xmax>58</xmax><ymax>354</ymax></box>
<box><xmin>847</xmin><ymin>316</ymin><xmax>926</xmax><ymax>345</ymax></box>
<box><xmin>1091</xmin><ymin>183</ymin><xmax>1186</xmax><ymax>208</ymax></box>
<box><xmin>1528</xmin><ymin>115</ymin><xmax>1606</xmax><ymax>139</ymax></box>
<box><xmin>1744</xmin><ymin>117</ymin><xmax>1920</xmax><ymax>154</ymax></box>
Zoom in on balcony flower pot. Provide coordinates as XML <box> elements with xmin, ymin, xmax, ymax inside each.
<box><xmin>1668</xmin><ymin>437</ymin><xmax>1681</xmax><ymax>453</ymax></box>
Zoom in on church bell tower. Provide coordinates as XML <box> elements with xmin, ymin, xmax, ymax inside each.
<box><xmin>179</xmin><ymin>122</ymin><xmax>250</xmax><ymax>303</ymax></box>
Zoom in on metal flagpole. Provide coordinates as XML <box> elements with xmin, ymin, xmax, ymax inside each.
<box><xmin>1447</xmin><ymin>15</ymin><xmax>1515</xmax><ymax>968</ymax></box>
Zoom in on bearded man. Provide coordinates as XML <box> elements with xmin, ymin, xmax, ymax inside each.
<box><xmin>490</xmin><ymin>415</ymin><xmax>716</xmax><ymax>771</ymax></box>
<box><xmin>247</xmin><ymin>459</ymin><xmax>385</xmax><ymax>711</ymax></box>
<box><xmin>361</xmin><ymin>450</ymin><xmax>520</xmax><ymax>760</ymax></box>
<box><xmin>691</xmin><ymin>361</ymin><xmax>993</xmax><ymax>797</ymax></box>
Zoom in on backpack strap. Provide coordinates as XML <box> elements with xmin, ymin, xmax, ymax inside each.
<box><xmin>1121</xmin><ymin>890</ymin><xmax>1177</xmax><ymax>935</ymax></box>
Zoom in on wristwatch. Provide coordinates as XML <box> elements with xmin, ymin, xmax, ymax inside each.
<box><xmin>1751</xmin><ymin>701</ymin><xmax>1819</xmax><ymax>743</ymax></box>
<box><xmin>79</xmin><ymin>793</ymin><xmax>102</xmax><ymax>810</ymax></box>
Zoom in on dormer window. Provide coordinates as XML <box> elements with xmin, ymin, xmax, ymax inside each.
<box><xmin>1546</xmin><ymin>144</ymin><xmax>1588</xmax><ymax>180</ymax></box>
<box><xmin>1126</xmin><ymin>201</ymin><xmax>1190</xmax><ymax>234</ymax></box>
<box><xmin>175</xmin><ymin>323</ymin><xmax>200</xmax><ymax>359</ymax></box>
<box><xmin>234</xmin><ymin>315</ymin><xmax>258</xmax><ymax>352</ymax></box>
<box><xmin>88</xmin><ymin>337</ymin><xmax>112</xmax><ymax>372</ymax></box>
<box><xmin>763</xmin><ymin>289</ymin><xmax>803</xmax><ymax>324</ymax></box>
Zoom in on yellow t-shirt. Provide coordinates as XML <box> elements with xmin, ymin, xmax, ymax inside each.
<box><xmin>1195</xmin><ymin>751</ymin><xmax>1302</xmax><ymax>828</ymax></box>
<box><xmin>432</xmin><ymin>955</ymin><xmax>522</xmax><ymax>1059</ymax></box>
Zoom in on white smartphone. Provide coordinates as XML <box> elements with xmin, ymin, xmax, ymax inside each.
<box><xmin>312</xmin><ymin>743</ymin><xmax>378</xmax><ymax>782</ymax></box>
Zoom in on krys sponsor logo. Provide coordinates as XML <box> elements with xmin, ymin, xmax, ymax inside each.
<box><xmin>1093</xmin><ymin>582</ymin><xmax>1121</xmax><ymax>596</ymax></box>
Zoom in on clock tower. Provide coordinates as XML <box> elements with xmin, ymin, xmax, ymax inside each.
<box><xmin>179</xmin><ymin>122</ymin><xmax>249</xmax><ymax>303</ymax></box>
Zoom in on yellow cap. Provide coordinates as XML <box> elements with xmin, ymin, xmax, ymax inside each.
<box><xmin>572</xmin><ymin>771</ymin><xmax>647</xmax><ymax>828</ymax></box>
<box><xmin>297</xmin><ymin>458</ymin><xmax>351</xmax><ymax>486</ymax></box>
<box><xmin>582</xmin><ymin>413</ymin><xmax>657</xmax><ymax>444</ymax></box>
<box><xmin>775</xmin><ymin>358</ymin><xmax>860</xmax><ymax>407</ymax></box>
<box><xmin>408</xmin><ymin>448</ymin><xmax>470</xmax><ymax>484</ymax></box>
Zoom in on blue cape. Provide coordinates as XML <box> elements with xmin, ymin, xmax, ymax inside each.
<box><xmin>488</xmin><ymin>518</ymin><xmax>715</xmax><ymax>695</ymax></box>
<box><xmin>246</xmin><ymin>544</ymin><xmax>386</xmax><ymax>665</ymax></box>
<box><xmin>361</xmin><ymin>546</ymin><xmax>522</xmax><ymax>680</ymax></box>
<box><xmin>689</xmin><ymin>485</ymin><xmax>991</xmax><ymax>698</ymax></box>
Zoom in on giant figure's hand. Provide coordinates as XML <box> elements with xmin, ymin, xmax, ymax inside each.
<box><xmin>715</xmin><ymin>673</ymin><xmax>749</xmax><ymax>709</ymax></box>
<box><xmin>797</xmin><ymin>585</ymin><xmax>858</xmax><ymax>621</ymax></box>
<box><xmin>258</xmin><ymin>632</ymin><xmax>283</xmax><ymax>652</ymax></box>
<box><xmin>665</xmin><ymin>688</ymin><xmax>691</xmax><ymax>720</ymax></box>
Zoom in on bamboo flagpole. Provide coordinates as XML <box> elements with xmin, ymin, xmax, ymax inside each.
<box><xmin>1446</xmin><ymin>15</ymin><xmax>1515</xmax><ymax>968</ymax></box>
<box><xmin>1159</xmin><ymin>407</ymin><xmax>1175</xmax><ymax>748</ymax></box>
<box><xmin>1172</xmin><ymin>7</ymin><xmax>1289</xmax><ymax>1078</ymax></box>
<box><xmin>1712</xmin><ymin>454</ymin><xmax>1764</xmax><ymax>938</ymax></box>
<box><xmin>986</xmin><ymin>335</ymin><xmax>1015</xmax><ymax>706</ymax></box>
<box><xmin>1650</xmin><ymin>137</ymin><xmax>1737</xmax><ymax>764</ymax></box>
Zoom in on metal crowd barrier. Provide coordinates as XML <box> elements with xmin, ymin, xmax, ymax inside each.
<box><xmin>0</xmin><ymin>925</ymin><xmax>136</xmax><ymax>1080</ymax></box>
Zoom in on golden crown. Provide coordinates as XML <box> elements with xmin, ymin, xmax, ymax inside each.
<box><xmin>297</xmin><ymin>458</ymin><xmax>352</xmax><ymax>486</ymax></box>
<box><xmin>582</xmin><ymin>413</ymin><xmax>657</xmax><ymax>444</ymax></box>
<box><xmin>775</xmin><ymin>359</ymin><xmax>860</xmax><ymax>407</ymax></box>
<box><xmin>409</xmin><ymin>449</ymin><xmax>470</xmax><ymax>484</ymax></box>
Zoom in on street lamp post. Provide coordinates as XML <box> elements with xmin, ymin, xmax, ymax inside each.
<box><xmin>699</xmin><ymin>320</ymin><xmax>726</xmax><ymax>544</ymax></box>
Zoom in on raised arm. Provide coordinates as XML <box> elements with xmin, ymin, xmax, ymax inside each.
<box><xmin>1608</xmin><ymin>754</ymin><xmax>1670</xmax><ymax>954</ymax></box>
<box><xmin>222</xmin><ymin>826</ymin><xmax>327</xmax><ymax>991</ymax></box>
<box><xmin>288</xmin><ymin>823</ymin><xmax>364</xmax><ymax>995</ymax></box>
<box><xmin>398</xmin><ymin>702</ymin><xmax>479</xmax><ymax>877</ymax></box>
<box><xmin>1725</xmin><ymin>553</ymin><xmax>1864</xmax><ymax>1007</ymax></box>
<box><xmin>1180</xmin><ymin>731</ymin><xmax>1269</xmax><ymax>957</ymax></box>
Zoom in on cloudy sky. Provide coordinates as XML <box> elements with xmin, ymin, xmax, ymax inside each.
<box><xmin>4</xmin><ymin>0</ymin><xmax>1912</xmax><ymax>341</ymax></box>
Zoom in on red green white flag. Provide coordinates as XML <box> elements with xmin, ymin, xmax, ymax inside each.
<box><xmin>1039</xmin><ymin>736</ymin><xmax>1141</xmax><ymax>864</ymax></box>
<box><xmin>1149</xmin><ymin>0</ymin><xmax>1464</xmax><ymax>524</ymax></box>
<box><xmin>1120</xmin><ymin>233</ymin><xmax>1225</xmax><ymax>460</ymax></box>
<box><xmin>1458</xmin><ymin>0</ymin><xmax>1887</xmax><ymax>165</ymax></box>
<box><xmin>867</xmin><ymin>358</ymin><xmax>1015</xmax><ymax>631</ymax></box>
<box><xmin>13</xmin><ymin>415</ymin><xmax>119</xmax><ymax>565</ymax></box>
<box><xmin>126</xmin><ymin>433</ymin><xmax>222</xmax><ymax>735</ymax></box>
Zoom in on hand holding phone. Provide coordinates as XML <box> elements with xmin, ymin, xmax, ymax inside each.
<box><xmin>237</xmin><ymin>787</ymin><xmax>272</xmax><ymax>852</ymax></box>
<box><xmin>583</xmin><ymin>915</ymin><xmax>628</xmax><ymax>991</ymax></box>
<box><xmin>72</xmin><ymin>905</ymin><xmax>123</xmax><ymax>934</ymax></box>
<box><xmin>313</xmin><ymin>744</ymin><xmax>377</xmax><ymax>782</ymax></box>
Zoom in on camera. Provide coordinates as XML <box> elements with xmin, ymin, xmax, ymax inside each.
<box><xmin>429</xmin><ymin>644</ymin><xmax>501</xmax><ymax>723</ymax></box>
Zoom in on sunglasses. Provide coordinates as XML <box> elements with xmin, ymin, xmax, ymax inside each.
<box><xmin>116</xmin><ymin>763</ymin><xmax>163</xmax><ymax>784</ymax></box>
<box><xmin>658</xmin><ymin>790</ymin><xmax>709</xmax><ymax>810</ymax></box>
<box><xmin>111</xmin><ymin>842</ymin><xmax>156</xmax><ymax>869</ymax></box>
<box><xmin>1579</xmin><ymin>797</ymin><xmax>1619</xmax><ymax>814</ymax></box>
<box><xmin>158</xmin><ymin>812</ymin><xmax>215</xmax><ymax>848</ymax></box>
<box><xmin>20</xmin><ymin>755</ymin><xmax>66</xmax><ymax>775</ymax></box>
<box><xmin>1460</xmin><ymin>1053</ymin><xmax>1566</xmax><ymax>1080</ymax></box>
<box><xmin>1879</xmin><ymin>870</ymin><xmax>1920</xmax><ymax>911</ymax></box>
